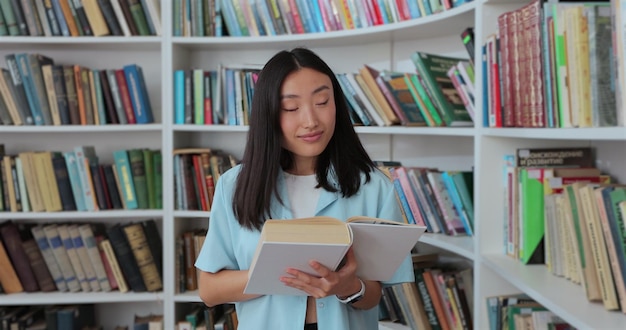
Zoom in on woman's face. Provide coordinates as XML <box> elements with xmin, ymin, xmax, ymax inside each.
<box><xmin>279</xmin><ymin>68</ymin><xmax>336</xmax><ymax>175</ymax></box>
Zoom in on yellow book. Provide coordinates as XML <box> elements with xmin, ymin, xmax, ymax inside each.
<box><xmin>579</xmin><ymin>185</ymin><xmax>620</xmax><ymax>310</ymax></box>
<box><xmin>572</xmin><ymin>6</ymin><xmax>592</xmax><ymax>127</ymax></box>
<box><xmin>82</xmin><ymin>0</ymin><xmax>110</xmax><ymax>36</ymax></box>
<box><xmin>244</xmin><ymin>216</ymin><xmax>426</xmax><ymax>295</ymax></box>
<box><xmin>35</xmin><ymin>152</ymin><xmax>63</xmax><ymax>212</ymax></box>
<box><xmin>2</xmin><ymin>155</ymin><xmax>18</xmax><ymax>212</ymax></box>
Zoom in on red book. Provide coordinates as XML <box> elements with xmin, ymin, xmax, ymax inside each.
<box><xmin>192</xmin><ymin>154</ymin><xmax>208</xmax><ymax>211</ymax></box>
<box><xmin>203</xmin><ymin>71</ymin><xmax>213</xmax><ymax>125</ymax></box>
<box><xmin>96</xmin><ymin>235</ymin><xmax>119</xmax><ymax>290</ymax></box>
<box><xmin>369</xmin><ymin>0</ymin><xmax>383</xmax><ymax>25</ymax></box>
<box><xmin>114</xmin><ymin>69</ymin><xmax>137</xmax><ymax>124</ymax></box>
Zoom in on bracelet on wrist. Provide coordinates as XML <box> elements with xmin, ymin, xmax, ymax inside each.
<box><xmin>336</xmin><ymin>278</ymin><xmax>365</xmax><ymax>305</ymax></box>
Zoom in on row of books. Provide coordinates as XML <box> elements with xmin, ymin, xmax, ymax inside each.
<box><xmin>183</xmin><ymin>0</ymin><xmax>474</xmax><ymax>37</ymax></box>
<box><xmin>0</xmin><ymin>304</ymin><xmax>98</xmax><ymax>330</ymax></box>
<box><xmin>173</xmin><ymin>148</ymin><xmax>237</xmax><ymax>211</ymax></box>
<box><xmin>176</xmin><ymin>228</ymin><xmax>206</xmax><ymax>293</ymax></box>
<box><xmin>504</xmin><ymin>146</ymin><xmax>626</xmax><ymax>313</ymax></box>
<box><xmin>0</xmin><ymin>53</ymin><xmax>155</xmax><ymax>126</ymax></box>
<box><xmin>173</xmin><ymin>50</ymin><xmax>474</xmax><ymax>127</ymax></box>
<box><xmin>483</xmin><ymin>0</ymin><xmax>623</xmax><ymax>128</ymax></box>
<box><xmin>173</xmin><ymin>65</ymin><xmax>261</xmax><ymax>126</ymax></box>
<box><xmin>384</xmin><ymin>164</ymin><xmax>474</xmax><ymax>237</ymax></box>
<box><xmin>0</xmin><ymin>219</ymin><xmax>163</xmax><ymax>295</ymax></box>
<box><xmin>0</xmin><ymin>0</ymin><xmax>161</xmax><ymax>37</ymax></box>
<box><xmin>0</xmin><ymin>144</ymin><xmax>163</xmax><ymax>213</ymax></box>
<box><xmin>379</xmin><ymin>254</ymin><xmax>474</xmax><ymax>330</ymax></box>
<box><xmin>176</xmin><ymin>303</ymin><xmax>237</xmax><ymax>330</ymax></box>
<box><xmin>485</xmin><ymin>294</ymin><xmax>574</xmax><ymax>330</ymax></box>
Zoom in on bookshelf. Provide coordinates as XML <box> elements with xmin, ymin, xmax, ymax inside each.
<box><xmin>0</xmin><ymin>1</ymin><xmax>625</xmax><ymax>329</ymax></box>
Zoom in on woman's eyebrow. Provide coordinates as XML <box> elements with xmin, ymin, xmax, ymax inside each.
<box><xmin>281</xmin><ymin>84</ymin><xmax>330</xmax><ymax>99</ymax></box>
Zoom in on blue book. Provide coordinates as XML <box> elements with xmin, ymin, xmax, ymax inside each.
<box><xmin>441</xmin><ymin>171</ymin><xmax>473</xmax><ymax>235</ymax></box>
<box><xmin>221</xmin><ymin>0</ymin><xmax>242</xmax><ymax>36</ymax></box>
<box><xmin>15</xmin><ymin>53</ymin><xmax>47</xmax><ymax>125</ymax></box>
<box><xmin>63</xmin><ymin>151</ymin><xmax>87</xmax><ymax>212</ymax></box>
<box><xmin>73</xmin><ymin>146</ymin><xmax>98</xmax><ymax>211</ymax></box>
<box><xmin>249</xmin><ymin>1</ymin><xmax>266</xmax><ymax>35</ymax></box>
<box><xmin>295</xmin><ymin>0</ymin><xmax>315</xmax><ymax>32</ymax></box>
<box><xmin>225</xmin><ymin>69</ymin><xmax>237</xmax><ymax>125</ymax></box>
<box><xmin>307</xmin><ymin>0</ymin><xmax>326</xmax><ymax>32</ymax></box>
<box><xmin>407</xmin><ymin>0</ymin><xmax>421</xmax><ymax>19</ymax></box>
<box><xmin>113</xmin><ymin>149</ymin><xmax>138</xmax><ymax>209</ymax></box>
<box><xmin>337</xmin><ymin>73</ymin><xmax>374</xmax><ymax>126</ymax></box>
<box><xmin>174</xmin><ymin>70</ymin><xmax>185</xmax><ymax>124</ymax></box>
<box><xmin>123</xmin><ymin>64</ymin><xmax>154</xmax><ymax>124</ymax></box>
<box><xmin>50</xmin><ymin>0</ymin><xmax>70</xmax><ymax>36</ymax></box>
<box><xmin>30</xmin><ymin>226</ymin><xmax>68</xmax><ymax>292</ymax></box>
<box><xmin>389</xmin><ymin>168</ymin><xmax>416</xmax><ymax>225</ymax></box>
<box><xmin>255</xmin><ymin>0</ymin><xmax>276</xmax><ymax>35</ymax></box>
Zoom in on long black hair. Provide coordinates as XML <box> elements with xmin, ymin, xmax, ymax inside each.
<box><xmin>233</xmin><ymin>47</ymin><xmax>376</xmax><ymax>230</ymax></box>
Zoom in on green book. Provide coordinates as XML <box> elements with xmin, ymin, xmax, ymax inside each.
<box><xmin>128</xmin><ymin>0</ymin><xmax>151</xmax><ymax>35</ymax></box>
<box><xmin>142</xmin><ymin>149</ymin><xmax>155</xmax><ymax>209</ymax></box>
<box><xmin>128</xmin><ymin>149</ymin><xmax>148</xmax><ymax>209</ymax></box>
<box><xmin>410</xmin><ymin>51</ymin><xmax>473</xmax><ymax>126</ymax></box>
<box><xmin>520</xmin><ymin>168</ymin><xmax>546</xmax><ymax>264</ymax></box>
<box><xmin>112</xmin><ymin>149</ymin><xmax>138</xmax><ymax>209</ymax></box>
<box><xmin>153</xmin><ymin>150</ymin><xmax>162</xmax><ymax>209</ymax></box>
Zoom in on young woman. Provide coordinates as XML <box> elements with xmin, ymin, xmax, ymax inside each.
<box><xmin>195</xmin><ymin>48</ymin><xmax>414</xmax><ymax>330</ymax></box>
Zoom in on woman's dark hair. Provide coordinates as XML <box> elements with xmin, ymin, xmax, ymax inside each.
<box><xmin>234</xmin><ymin>47</ymin><xmax>375</xmax><ymax>230</ymax></box>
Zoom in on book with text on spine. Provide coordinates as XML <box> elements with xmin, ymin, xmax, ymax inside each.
<box><xmin>243</xmin><ymin>216</ymin><xmax>426</xmax><ymax>295</ymax></box>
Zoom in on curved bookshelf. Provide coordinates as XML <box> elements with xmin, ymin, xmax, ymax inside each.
<box><xmin>482</xmin><ymin>254</ymin><xmax>626</xmax><ymax>330</ymax></box>
<box><xmin>171</xmin><ymin>2</ymin><xmax>476</xmax><ymax>50</ymax></box>
<box><xmin>355</xmin><ymin>126</ymin><xmax>476</xmax><ymax>136</ymax></box>
<box><xmin>172</xmin><ymin>124</ymin><xmax>476</xmax><ymax>136</ymax></box>
<box><xmin>0</xmin><ymin>291</ymin><xmax>163</xmax><ymax>305</ymax></box>
<box><xmin>419</xmin><ymin>233</ymin><xmax>474</xmax><ymax>260</ymax></box>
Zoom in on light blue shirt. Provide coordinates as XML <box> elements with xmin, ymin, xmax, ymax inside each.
<box><xmin>195</xmin><ymin>165</ymin><xmax>414</xmax><ymax>330</ymax></box>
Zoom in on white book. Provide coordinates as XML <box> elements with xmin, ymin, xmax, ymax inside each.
<box><xmin>57</xmin><ymin>224</ymin><xmax>91</xmax><ymax>292</ymax></box>
<box><xmin>42</xmin><ymin>224</ymin><xmax>81</xmax><ymax>292</ymax></box>
<box><xmin>31</xmin><ymin>225</ymin><xmax>67</xmax><ymax>291</ymax></box>
<box><xmin>244</xmin><ymin>216</ymin><xmax>426</xmax><ymax>295</ymax></box>
<box><xmin>79</xmin><ymin>224</ymin><xmax>112</xmax><ymax>291</ymax></box>
<box><xmin>68</xmin><ymin>224</ymin><xmax>101</xmax><ymax>292</ymax></box>
<box><xmin>110</xmin><ymin>0</ymin><xmax>132</xmax><ymax>36</ymax></box>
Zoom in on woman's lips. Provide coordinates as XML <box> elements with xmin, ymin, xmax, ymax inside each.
<box><xmin>299</xmin><ymin>131</ymin><xmax>323</xmax><ymax>142</ymax></box>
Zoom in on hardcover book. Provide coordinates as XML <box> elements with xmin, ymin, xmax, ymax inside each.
<box><xmin>243</xmin><ymin>216</ymin><xmax>426</xmax><ymax>295</ymax></box>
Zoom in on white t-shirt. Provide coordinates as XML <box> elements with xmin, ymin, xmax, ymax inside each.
<box><xmin>284</xmin><ymin>172</ymin><xmax>320</xmax><ymax>218</ymax></box>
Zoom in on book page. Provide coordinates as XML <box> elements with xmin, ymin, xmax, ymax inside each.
<box><xmin>348</xmin><ymin>221</ymin><xmax>426</xmax><ymax>281</ymax></box>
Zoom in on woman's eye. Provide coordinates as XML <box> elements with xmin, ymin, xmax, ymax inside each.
<box><xmin>316</xmin><ymin>99</ymin><xmax>329</xmax><ymax>106</ymax></box>
<box><xmin>283</xmin><ymin>108</ymin><xmax>298</xmax><ymax>112</ymax></box>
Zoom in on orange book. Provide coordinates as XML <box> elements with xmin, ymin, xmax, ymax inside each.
<box><xmin>74</xmin><ymin>65</ymin><xmax>87</xmax><ymax>125</ymax></box>
<box><xmin>422</xmin><ymin>270</ymin><xmax>451</xmax><ymax>330</ymax></box>
<box><xmin>59</xmin><ymin>0</ymin><xmax>80</xmax><ymax>36</ymax></box>
<box><xmin>359</xmin><ymin>65</ymin><xmax>400</xmax><ymax>125</ymax></box>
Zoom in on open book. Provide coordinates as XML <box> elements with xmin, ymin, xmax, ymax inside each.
<box><xmin>243</xmin><ymin>216</ymin><xmax>427</xmax><ymax>295</ymax></box>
